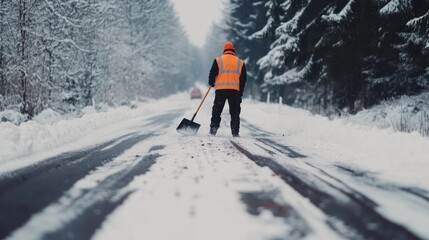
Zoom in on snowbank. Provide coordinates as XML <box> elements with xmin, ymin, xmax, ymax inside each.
<box><xmin>32</xmin><ymin>109</ymin><xmax>64</xmax><ymax>125</ymax></box>
<box><xmin>0</xmin><ymin>93</ymin><xmax>189</xmax><ymax>171</ymax></box>
<box><xmin>243</xmin><ymin>100</ymin><xmax>429</xmax><ymax>190</ymax></box>
<box><xmin>0</xmin><ymin>110</ymin><xmax>28</xmax><ymax>125</ymax></box>
<box><xmin>346</xmin><ymin>93</ymin><xmax>429</xmax><ymax>136</ymax></box>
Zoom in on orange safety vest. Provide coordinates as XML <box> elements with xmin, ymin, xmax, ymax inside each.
<box><xmin>215</xmin><ymin>52</ymin><xmax>244</xmax><ymax>91</ymax></box>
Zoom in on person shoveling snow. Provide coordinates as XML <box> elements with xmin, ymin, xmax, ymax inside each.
<box><xmin>208</xmin><ymin>41</ymin><xmax>247</xmax><ymax>137</ymax></box>
<box><xmin>177</xmin><ymin>41</ymin><xmax>247</xmax><ymax>137</ymax></box>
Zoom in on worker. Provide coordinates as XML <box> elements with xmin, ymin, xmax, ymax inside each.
<box><xmin>208</xmin><ymin>41</ymin><xmax>247</xmax><ymax>137</ymax></box>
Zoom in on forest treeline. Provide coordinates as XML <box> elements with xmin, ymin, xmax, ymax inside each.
<box><xmin>213</xmin><ymin>0</ymin><xmax>429</xmax><ymax>114</ymax></box>
<box><xmin>2</xmin><ymin>0</ymin><xmax>428</xmax><ymax>119</ymax></box>
<box><xmin>0</xmin><ymin>0</ymin><xmax>199</xmax><ymax>118</ymax></box>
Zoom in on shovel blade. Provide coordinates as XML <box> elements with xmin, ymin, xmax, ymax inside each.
<box><xmin>176</xmin><ymin>118</ymin><xmax>200</xmax><ymax>135</ymax></box>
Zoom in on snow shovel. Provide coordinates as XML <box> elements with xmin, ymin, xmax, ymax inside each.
<box><xmin>176</xmin><ymin>87</ymin><xmax>212</xmax><ymax>135</ymax></box>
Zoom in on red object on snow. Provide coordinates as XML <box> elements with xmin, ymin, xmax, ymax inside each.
<box><xmin>190</xmin><ymin>88</ymin><xmax>202</xmax><ymax>99</ymax></box>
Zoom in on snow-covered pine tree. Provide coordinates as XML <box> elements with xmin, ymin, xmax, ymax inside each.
<box><xmin>318</xmin><ymin>0</ymin><xmax>381</xmax><ymax>112</ymax></box>
<box><xmin>403</xmin><ymin>1</ymin><xmax>429</xmax><ymax>92</ymax></box>
<box><xmin>407</xmin><ymin>9</ymin><xmax>429</xmax><ymax>90</ymax></box>
<box><xmin>64</xmin><ymin>0</ymin><xmax>109</xmax><ymax>109</ymax></box>
<box><xmin>218</xmin><ymin>0</ymin><xmax>429</xmax><ymax>114</ymax></box>
<box><xmin>256</xmin><ymin>0</ymin><xmax>329</xmax><ymax>108</ymax></box>
<box><xmin>0</xmin><ymin>0</ymin><xmax>4</xmax><ymax>102</ymax></box>
<box><xmin>225</xmin><ymin>0</ymin><xmax>270</xmax><ymax>98</ymax></box>
<box><xmin>0</xmin><ymin>0</ymin><xmax>11</xmax><ymax>110</ymax></box>
<box><xmin>16</xmin><ymin>0</ymin><xmax>32</xmax><ymax>115</ymax></box>
<box><xmin>1</xmin><ymin>0</ymin><xmax>194</xmax><ymax>119</ymax></box>
<box><xmin>253</xmin><ymin>0</ymin><xmax>428</xmax><ymax>113</ymax></box>
<box><xmin>147</xmin><ymin>0</ymin><xmax>195</xmax><ymax>96</ymax></box>
<box><xmin>364</xmin><ymin>0</ymin><xmax>429</xmax><ymax>105</ymax></box>
<box><xmin>257</xmin><ymin>0</ymin><xmax>311</xmax><ymax>105</ymax></box>
<box><xmin>0</xmin><ymin>0</ymin><xmax>109</xmax><ymax>116</ymax></box>
<box><xmin>95</xmin><ymin>0</ymin><xmax>193</xmax><ymax>105</ymax></box>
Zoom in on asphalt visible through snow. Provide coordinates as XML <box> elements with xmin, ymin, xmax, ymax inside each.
<box><xmin>0</xmin><ymin>111</ymin><xmax>428</xmax><ymax>240</ymax></box>
<box><xmin>233</xmin><ymin>121</ymin><xmax>423</xmax><ymax>240</ymax></box>
<box><xmin>0</xmin><ymin>111</ymin><xmax>180</xmax><ymax>239</ymax></box>
<box><xmin>231</xmin><ymin>139</ymin><xmax>419</xmax><ymax>239</ymax></box>
<box><xmin>0</xmin><ymin>133</ymin><xmax>152</xmax><ymax>238</ymax></box>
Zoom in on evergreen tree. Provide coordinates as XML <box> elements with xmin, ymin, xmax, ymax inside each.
<box><xmin>362</xmin><ymin>0</ymin><xmax>429</xmax><ymax>106</ymax></box>
<box><xmin>1</xmin><ymin>0</ymin><xmax>195</xmax><ymax>119</ymax></box>
<box><xmin>95</xmin><ymin>0</ymin><xmax>192</xmax><ymax>104</ymax></box>
<box><xmin>246</xmin><ymin>0</ymin><xmax>429</xmax><ymax>113</ymax></box>
<box><xmin>225</xmin><ymin>0</ymin><xmax>271</xmax><ymax>98</ymax></box>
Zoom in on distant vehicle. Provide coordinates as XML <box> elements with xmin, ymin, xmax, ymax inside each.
<box><xmin>190</xmin><ymin>88</ymin><xmax>202</xmax><ymax>99</ymax></box>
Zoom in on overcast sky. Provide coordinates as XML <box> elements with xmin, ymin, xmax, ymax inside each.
<box><xmin>170</xmin><ymin>0</ymin><xmax>224</xmax><ymax>48</ymax></box>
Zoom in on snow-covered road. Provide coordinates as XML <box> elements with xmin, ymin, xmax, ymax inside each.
<box><xmin>1</xmin><ymin>92</ymin><xmax>429</xmax><ymax>240</ymax></box>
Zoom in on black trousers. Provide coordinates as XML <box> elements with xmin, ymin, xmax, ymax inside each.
<box><xmin>210</xmin><ymin>90</ymin><xmax>241</xmax><ymax>135</ymax></box>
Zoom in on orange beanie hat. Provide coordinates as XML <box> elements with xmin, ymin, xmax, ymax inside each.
<box><xmin>223</xmin><ymin>41</ymin><xmax>235</xmax><ymax>52</ymax></box>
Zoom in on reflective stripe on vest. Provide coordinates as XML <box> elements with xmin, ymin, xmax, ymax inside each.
<box><xmin>215</xmin><ymin>82</ymin><xmax>240</xmax><ymax>87</ymax></box>
<box><xmin>218</xmin><ymin>56</ymin><xmax>242</xmax><ymax>75</ymax></box>
<box><xmin>215</xmin><ymin>54</ymin><xmax>243</xmax><ymax>91</ymax></box>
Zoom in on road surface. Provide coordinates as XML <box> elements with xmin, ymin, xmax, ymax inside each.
<box><xmin>1</xmin><ymin>109</ymin><xmax>428</xmax><ymax>240</ymax></box>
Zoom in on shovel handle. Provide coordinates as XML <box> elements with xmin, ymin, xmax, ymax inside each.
<box><xmin>191</xmin><ymin>86</ymin><xmax>212</xmax><ymax>122</ymax></box>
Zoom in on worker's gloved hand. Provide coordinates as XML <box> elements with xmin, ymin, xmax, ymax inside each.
<box><xmin>209</xmin><ymin>82</ymin><xmax>214</xmax><ymax>87</ymax></box>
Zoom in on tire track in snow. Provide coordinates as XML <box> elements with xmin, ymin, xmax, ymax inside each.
<box><xmin>8</xmin><ymin>153</ymin><xmax>160</xmax><ymax>240</ymax></box>
<box><xmin>220</xmin><ymin>137</ymin><xmax>347</xmax><ymax>239</ymax></box>
<box><xmin>212</xmin><ymin>138</ymin><xmax>314</xmax><ymax>239</ymax></box>
<box><xmin>0</xmin><ymin>133</ymin><xmax>153</xmax><ymax>239</ymax></box>
<box><xmin>231</xmin><ymin>140</ymin><xmax>421</xmax><ymax>240</ymax></box>
<box><xmin>243</xmin><ymin>118</ymin><xmax>429</xmax><ymax>203</ymax></box>
<box><xmin>334</xmin><ymin>164</ymin><xmax>429</xmax><ymax>204</ymax></box>
<box><xmin>0</xmin><ymin>133</ymin><xmax>135</xmax><ymax>190</ymax></box>
<box><xmin>254</xmin><ymin>138</ymin><xmax>380</xmax><ymax>209</ymax></box>
<box><xmin>0</xmin><ymin>111</ymin><xmax>182</xmax><ymax>239</ymax></box>
<box><xmin>90</xmin><ymin>135</ymin><xmax>337</xmax><ymax>240</ymax></box>
<box><xmin>240</xmin><ymin>190</ymin><xmax>310</xmax><ymax>239</ymax></box>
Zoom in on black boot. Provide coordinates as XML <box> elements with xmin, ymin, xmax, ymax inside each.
<box><xmin>210</xmin><ymin>126</ymin><xmax>218</xmax><ymax>136</ymax></box>
<box><xmin>231</xmin><ymin>124</ymin><xmax>239</xmax><ymax>137</ymax></box>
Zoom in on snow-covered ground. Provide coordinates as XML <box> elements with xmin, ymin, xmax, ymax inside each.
<box><xmin>247</xmin><ymin>101</ymin><xmax>429</xmax><ymax>190</ymax></box>
<box><xmin>2</xmin><ymin>91</ymin><xmax>428</xmax><ymax>190</ymax></box>
<box><xmin>1</xmin><ymin>90</ymin><xmax>429</xmax><ymax>239</ymax></box>
<box><xmin>346</xmin><ymin>93</ymin><xmax>429</xmax><ymax>137</ymax></box>
<box><xmin>0</xmin><ymin>95</ymin><xmax>188</xmax><ymax>173</ymax></box>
